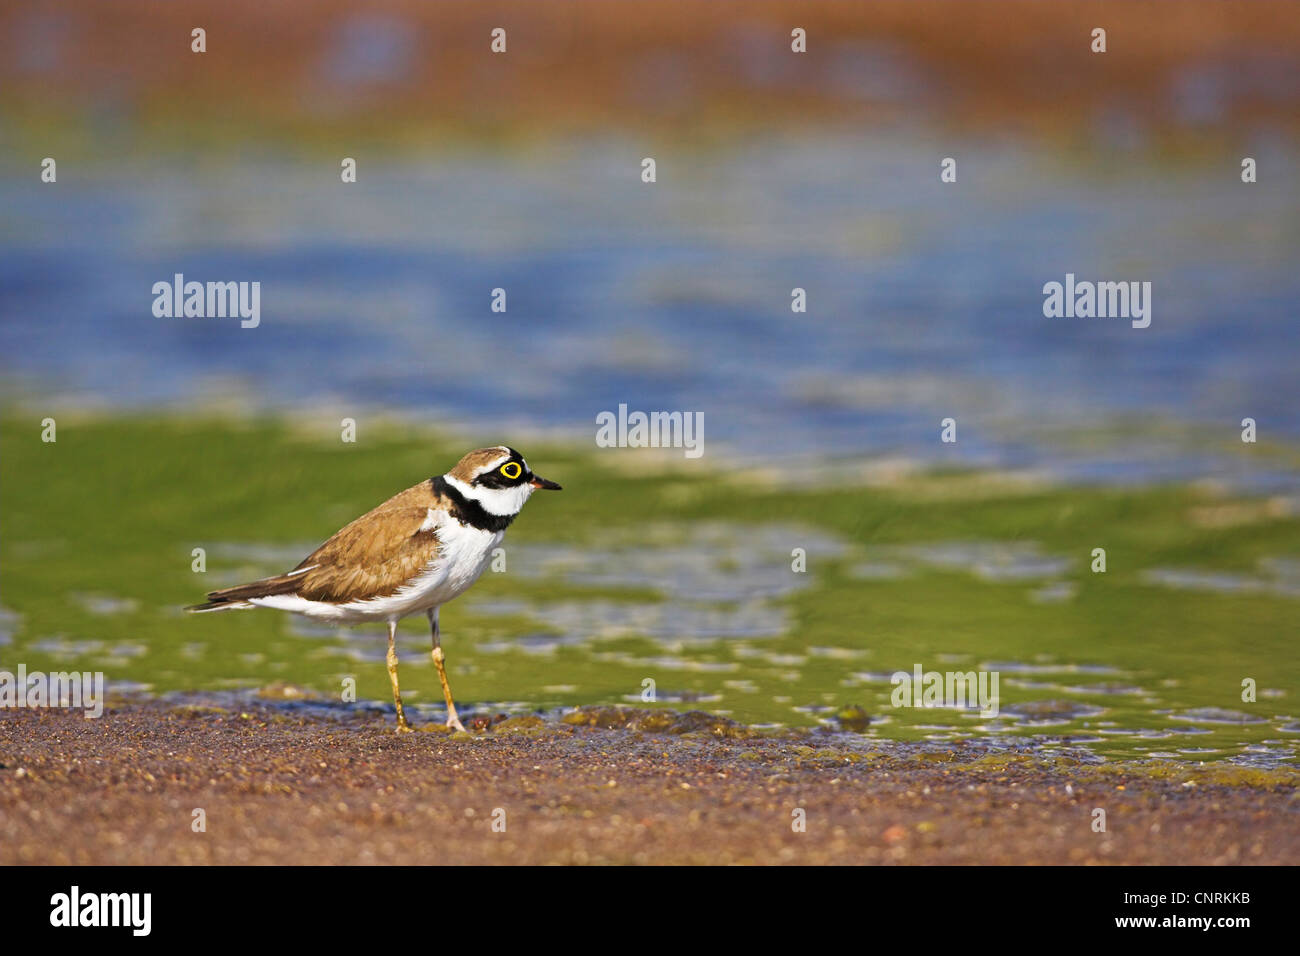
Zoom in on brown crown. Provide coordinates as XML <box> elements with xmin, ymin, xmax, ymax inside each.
<box><xmin>446</xmin><ymin>447</ymin><xmax>514</xmax><ymax>482</ymax></box>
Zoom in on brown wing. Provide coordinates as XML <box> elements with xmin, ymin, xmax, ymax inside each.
<box><xmin>293</xmin><ymin>500</ymin><xmax>444</xmax><ymax>603</ymax></box>
<box><xmin>188</xmin><ymin>480</ymin><xmax>447</xmax><ymax>612</ymax></box>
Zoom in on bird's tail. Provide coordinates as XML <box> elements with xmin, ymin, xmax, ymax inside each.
<box><xmin>186</xmin><ymin>572</ymin><xmax>303</xmax><ymax>613</ymax></box>
<box><xmin>185</xmin><ymin>597</ymin><xmax>255</xmax><ymax>613</ymax></box>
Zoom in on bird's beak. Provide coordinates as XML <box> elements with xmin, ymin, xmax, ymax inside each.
<box><xmin>529</xmin><ymin>474</ymin><xmax>562</xmax><ymax>490</ymax></box>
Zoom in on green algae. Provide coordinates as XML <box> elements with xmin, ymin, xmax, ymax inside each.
<box><xmin>562</xmin><ymin>706</ymin><xmax>747</xmax><ymax>738</ymax></box>
<box><xmin>2</xmin><ymin>412</ymin><xmax>1297</xmax><ymax>765</ymax></box>
<box><xmin>834</xmin><ymin>705</ymin><xmax>872</xmax><ymax>732</ymax></box>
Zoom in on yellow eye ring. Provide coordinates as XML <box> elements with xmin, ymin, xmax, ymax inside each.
<box><xmin>500</xmin><ymin>462</ymin><xmax>522</xmax><ymax>480</ymax></box>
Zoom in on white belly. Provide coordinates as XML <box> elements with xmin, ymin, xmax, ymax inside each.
<box><xmin>251</xmin><ymin>522</ymin><xmax>504</xmax><ymax>624</ymax></box>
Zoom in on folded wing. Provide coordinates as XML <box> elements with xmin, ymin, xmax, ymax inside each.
<box><xmin>187</xmin><ymin>483</ymin><xmax>446</xmax><ymax>612</ymax></box>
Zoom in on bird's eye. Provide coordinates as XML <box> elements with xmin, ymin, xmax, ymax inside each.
<box><xmin>500</xmin><ymin>461</ymin><xmax>522</xmax><ymax>480</ymax></box>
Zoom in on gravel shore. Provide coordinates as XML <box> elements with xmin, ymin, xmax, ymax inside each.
<box><xmin>1</xmin><ymin>701</ymin><xmax>1295</xmax><ymax>865</ymax></box>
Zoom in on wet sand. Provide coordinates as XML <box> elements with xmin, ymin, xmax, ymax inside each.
<box><xmin>1</xmin><ymin>701</ymin><xmax>1295</xmax><ymax>865</ymax></box>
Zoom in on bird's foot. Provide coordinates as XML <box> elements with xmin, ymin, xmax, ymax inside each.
<box><xmin>395</xmin><ymin>719</ymin><xmax>416</xmax><ymax>734</ymax></box>
<box><xmin>446</xmin><ymin>714</ymin><xmax>468</xmax><ymax>733</ymax></box>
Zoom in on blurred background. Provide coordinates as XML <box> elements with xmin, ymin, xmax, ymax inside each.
<box><xmin>3</xmin><ymin>0</ymin><xmax>1299</xmax><ymax>480</ymax></box>
<box><xmin>1</xmin><ymin>1</ymin><xmax>1298</xmax><ymax>762</ymax></box>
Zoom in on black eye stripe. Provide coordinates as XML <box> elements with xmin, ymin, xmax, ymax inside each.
<box><xmin>473</xmin><ymin>457</ymin><xmax>526</xmax><ymax>487</ymax></box>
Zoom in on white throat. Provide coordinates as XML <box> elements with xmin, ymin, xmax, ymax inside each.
<box><xmin>444</xmin><ymin>473</ymin><xmax>535</xmax><ymax>516</ymax></box>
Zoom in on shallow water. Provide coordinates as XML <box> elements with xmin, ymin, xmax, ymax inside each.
<box><xmin>2</xmin><ymin>135</ymin><xmax>1299</xmax><ymax>488</ymax></box>
<box><xmin>2</xmin><ymin>128</ymin><xmax>1298</xmax><ymax>767</ymax></box>
<box><xmin>1</xmin><ymin>416</ymin><xmax>1295</xmax><ymax>767</ymax></box>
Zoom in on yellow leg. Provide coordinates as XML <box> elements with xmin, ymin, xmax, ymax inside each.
<box><xmin>429</xmin><ymin>609</ymin><xmax>467</xmax><ymax>732</ymax></box>
<box><xmin>386</xmin><ymin>620</ymin><xmax>414</xmax><ymax>733</ymax></box>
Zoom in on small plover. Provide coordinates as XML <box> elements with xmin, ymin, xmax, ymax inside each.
<box><xmin>188</xmin><ymin>446</ymin><xmax>561</xmax><ymax>732</ymax></box>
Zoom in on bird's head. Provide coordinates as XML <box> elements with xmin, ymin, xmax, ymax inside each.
<box><xmin>444</xmin><ymin>446</ymin><xmax>561</xmax><ymax>517</ymax></box>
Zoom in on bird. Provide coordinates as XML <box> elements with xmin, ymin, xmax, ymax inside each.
<box><xmin>187</xmin><ymin>446</ymin><xmax>561</xmax><ymax>733</ymax></box>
